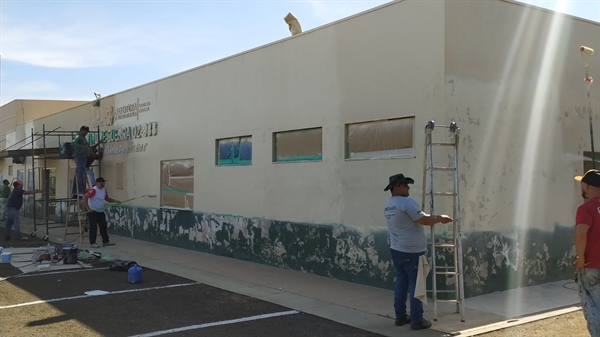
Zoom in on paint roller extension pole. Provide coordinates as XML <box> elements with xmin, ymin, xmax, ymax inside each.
<box><xmin>581</xmin><ymin>46</ymin><xmax>595</xmax><ymax>168</ymax></box>
<box><xmin>78</xmin><ymin>194</ymin><xmax>157</xmax><ymax>215</ymax></box>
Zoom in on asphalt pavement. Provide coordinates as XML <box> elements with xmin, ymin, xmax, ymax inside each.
<box><xmin>0</xmin><ymin>229</ymin><xmax>385</xmax><ymax>337</ymax></box>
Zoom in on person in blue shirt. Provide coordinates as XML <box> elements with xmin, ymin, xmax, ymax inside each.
<box><xmin>4</xmin><ymin>180</ymin><xmax>43</xmax><ymax>240</ymax></box>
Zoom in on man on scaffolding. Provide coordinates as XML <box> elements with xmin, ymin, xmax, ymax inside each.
<box><xmin>72</xmin><ymin>126</ymin><xmax>95</xmax><ymax>197</ymax></box>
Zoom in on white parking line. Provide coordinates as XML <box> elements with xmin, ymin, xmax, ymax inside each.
<box><xmin>8</xmin><ymin>267</ymin><xmax>106</xmax><ymax>279</ymax></box>
<box><xmin>127</xmin><ymin>310</ymin><xmax>300</xmax><ymax>337</ymax></box>
<box><xmin>0</xmin><ymin>282</ymin><xmax>198</xmax><ymax>309</ymax></box>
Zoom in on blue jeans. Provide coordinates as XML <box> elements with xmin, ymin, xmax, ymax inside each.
<box><xmin>73</xmin><ymin>153</ymin><xmax>88</xmax><ymax>193</ymax></box>
<box><xmin>4</xmin><ymin>207</ymin><xmax>21</xmax><ymax>239</ymax></box>
<box><xmin>391</xmin><ymin>249</ymin><xmax>425</xmax><ymax>323</ymax></box>
<box><xmin>579</xmin><ymin>268</ymin><xmax>600</xmax><ymax>337</ymax></box>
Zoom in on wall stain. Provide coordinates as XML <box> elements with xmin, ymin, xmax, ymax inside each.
<box><xmin>67</xmin><ymin>206</ymin><xmax>580</xmax><ymax>299</ymax></box>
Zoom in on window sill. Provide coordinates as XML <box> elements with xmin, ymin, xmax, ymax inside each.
<box><xmin>273</xmin><ymin>160</ymin><xmax>323</xmax><ymax>164</ymax></box>
<box><xmin>344</xmin><ymin>154</ymin><xmax>416</xmax><ymax>161</ymax></box>
<box><xmin>160</xmin><ymin>206</ymin><xmax>193</xmax><ymax>212</ymax></box>
<box><xmin>216</xmin><ymin>163</ymin><xmax>252</xmax><ymax>167</ymax></box>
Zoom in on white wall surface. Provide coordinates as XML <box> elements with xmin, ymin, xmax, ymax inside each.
<box><xmin>444</xmin><ymin>0</ymin><xmax>600</xmax><ymax>233</ymax></box>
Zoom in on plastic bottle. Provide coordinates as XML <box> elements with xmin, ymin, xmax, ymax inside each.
<box><xmin>128</xmin><ymin>264</ymin><xmax>143</xmax><ymax>283</ymax></box>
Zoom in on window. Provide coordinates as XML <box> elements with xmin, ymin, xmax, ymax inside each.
<box><xmin>216</xmin><ymin>136</ymin><xmax>252</xmax><ymax>166</ymax></box>
<box><xmin>161</xmin><ymin>159</ymin><xmax>194</xmax><ymax>210</ymax></box>
<box><xmin>116</xmin><ymin>162</ymin><xmax>125</xmax><ymax>190</ymax></box>
<box><xmin>8</xmin><ymin>165</ymin><xmax>13</xmax><ymax>176</ymax></box>
<box><xmin>273</xmin><ymin>127</ymin><xmax>323</xmax><ymax>162</ymax></box>
<box><xmin>345</xmin><ymin>117</ymin><xmax>414</xmax><ymax>159</ymax></box>
<box><xmin>17</xmin><ymin>169</ymin><xmax>24</xmax><ymax>183</ymax></box>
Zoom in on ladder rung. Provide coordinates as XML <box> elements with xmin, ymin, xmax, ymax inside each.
<box><xmin>435</xmin><ymin>243</ymin><xmax>457</xmax><ymax>248</ymax></box>
<box><xmin>431</xmin><ymin>142</ymin><xmax>455</xmax><ymax>146</ymax></box>
<box><xmin>436</xmin><ymin>271</ymin><xmax>459</xmax><ymax>275</ymax></box>
<box><xmin>432</xmin><ymin>166</ymin><xmax>456</xmax><ymax>171</ymax></box>
<box><xmin>427</xmin><ymin>290</ymin><xmax>456</xmax><ymax>293</ymax></box>
<box><xmin>437</xmin><ymin>299</ymin><xmax>461</xmax><ymax>303</ymax></box>
<box><xmin>433</xmin><ymin>125</ymin><xmax>459</xmax><ymax>129</ymax></box>
<box><xmin>427</xmin><ymin>192</ymin><xmax>457</xmax><ymax>196</ymax></box>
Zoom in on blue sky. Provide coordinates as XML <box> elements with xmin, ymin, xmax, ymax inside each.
<box><xmin>1</xmin><ymin>0</ymin><xmax>598</xmax><ymax>105</ymax></box>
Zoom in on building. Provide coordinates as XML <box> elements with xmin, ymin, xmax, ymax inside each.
<box><xmin>0</xmin><ymin>99</ymin><xmax>88</xmax><ymax>183</ymax></box>
<box><xmin>1</xmin><ymin>0</ymin><xmax>598</xmax><ymax>298</ymax></box>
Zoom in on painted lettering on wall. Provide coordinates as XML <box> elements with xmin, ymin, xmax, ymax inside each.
<box><xmin>104</xmin><ymin>143</ymin><xmax>148</xmax><ymax>155</ymax></box>
<box><xmin>100</xmin><ymin>122</ymin><xmax>158</xmax><ymax>144</ymax></box>
<box><xmin>114</xmin><ymin>99</ymin><xmax>151</xmax><ymax>121</ymax></box>
<box><xmin>87</xmin><ymin>133</ymin><xmax>98</xmax><ymax>145</ymax></box>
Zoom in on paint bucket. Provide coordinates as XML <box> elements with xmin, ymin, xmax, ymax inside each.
<box><xmin>62</xmin><ymin>244</ymin><xmax>78</xmax><ymax>265</ymax></box>
<box><xmin>128</xmin><ymin>264</ymin><xmax>143</xmax><ymax>284</ymax></box>
<box><xmin>1</xmin><ymin>252</ymin><xmax>12</xmax><ymax>263</ymax></box>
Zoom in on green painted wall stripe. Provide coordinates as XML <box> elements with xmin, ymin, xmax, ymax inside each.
<box><xmin>275</xmin><ymin>154</ymin><xmax>322</xmax><ymax>162</ymax></box>
<box><xmin>162</xmin><ymin>188</ymin><xmax>189</xmax><ymax>194</ymax></box>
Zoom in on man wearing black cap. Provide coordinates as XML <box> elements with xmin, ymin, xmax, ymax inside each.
<box><xmin>384</xmin><ymin>173</ymin><xmax>452</xmax><ymax>330</ymax></box>
<box><xmin>573</xmin><ymin>169</ymin><xmax>600</xmax><ymax>337</ymax></box>
<box><xmin>83</xmin><ymin>177</ymin><xmax>121</xmax><ymax>248</ymax></box>
<box><xmin>4</xmin><ymin>180</ymin><xmax>43</xmax><ymax>240</ymax></box>
<box><xmin>72</xmin><ymin>126</ymin><xmax>94</xmax><ymax>195</ymax></box>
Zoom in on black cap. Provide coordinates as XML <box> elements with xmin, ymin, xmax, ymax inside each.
<box><xmin>384</xmin><ymin>173</ymin><xmax>415</xmax><ymax>191</ymax></box>
<box><xmin>575</xmin><ymin>169</ymin><xmax>600</xmax><ymax>187</ymax></box>
<box><xmin>80</xmin><ymin>125</ymin><xmax>90</xmax><ymax>131</ymax></box>
<box><xmin>96</xmin><ymin>177</ymin><xmax>107</xmax><ymax>183</ymax></box>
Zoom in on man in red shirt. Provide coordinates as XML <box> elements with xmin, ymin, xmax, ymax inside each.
<box><xmin>574</xmin><ymin>169</ymin><xmax>600</xmax><ymax>337</ymax></box>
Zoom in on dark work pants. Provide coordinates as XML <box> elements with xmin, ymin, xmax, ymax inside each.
<box><xmin>391</xmin><ymin>249</ymin><xmax>425</xmax><ymax>323</ymax></box>
<box><xmin>87</xmin><ymin>211</ymin><xmax>109</xmax><ymax>244</ymax></box>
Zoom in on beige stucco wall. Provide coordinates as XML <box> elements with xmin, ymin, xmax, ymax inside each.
<box><xmin>2</xmin><ymin>0</ymin><xmax>599</xmax><ymax>238</ymax></box>
<box><xmin>444</xmin><ymin>0</ymin><xmax>600</xmax><ymax>234</ymax></box>
<box><xmin>0</xmin><ymin>99</ymin><xmax>86</xmax><ymax>150</ymax></box>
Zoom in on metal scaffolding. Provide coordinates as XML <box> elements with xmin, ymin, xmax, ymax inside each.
<box><xmin>0</xmin><ymin>124</ymin><xmax>101</xmax><ymax>241</ymax></box>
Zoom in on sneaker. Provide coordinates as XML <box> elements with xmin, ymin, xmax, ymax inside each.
<box><xmin>395</xmin><ymin>315</ymin><xmax>411</xmax><ymax>326</ymax></box>
<box><xmin>103</xmin><ymin>242</ymin><xmax>115</xmax><ymax>247</ymax></box>
<box><xmin>90</xmin><ymin>243</ymin><xmax>99</xmax><ymax>248</ymax></box>
<box><xmin>411</xmin><ymin>319</ymin><xmax>432</xmax><ymax>330</ymax></box>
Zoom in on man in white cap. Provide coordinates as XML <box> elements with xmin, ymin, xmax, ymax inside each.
<box><xmin>383</xmin><ymin>173</ymin><xmax>452</xmax><ymax>331</ymax></box>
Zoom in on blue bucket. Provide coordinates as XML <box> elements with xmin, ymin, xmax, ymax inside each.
<box><xmin>1</xmin><ymin>252</ymin><xmax>12</xmax><ymax>263</ymax></box>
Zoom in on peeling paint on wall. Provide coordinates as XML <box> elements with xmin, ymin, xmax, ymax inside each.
<box><xmin>93</xmin><ymin>206</ymin><xmax>578</xmax><ymax>298</ymax></box>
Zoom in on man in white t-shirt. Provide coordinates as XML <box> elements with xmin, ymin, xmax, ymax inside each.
<box><xmin>82</xmin><ymin>177</ymin><xmax>121</xmax><ymax>248</ymax></box>
<box><xmin>383</xmin><ymin>173</ymin><xmax>452</xmax><ymax>331</ymax></box>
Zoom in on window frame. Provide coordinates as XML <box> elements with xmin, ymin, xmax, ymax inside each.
<box><xmin>344</xmin><ymin>116</ymin><xmax>416</xmax><ymax>161</ymax></box>
<box><xmin>272</xmin><ymin>127</ymin><xmax>323</xmax><ymax>163</ymax></box>
<box><xmin>215</xmin><ymin>135</ymin><xmax>253</xmax><ymax>166</ymax></box>
<box><xmin>160</xmin><ymin>158</ymin><xmax>194</xmax><ymax>211</ymax></box>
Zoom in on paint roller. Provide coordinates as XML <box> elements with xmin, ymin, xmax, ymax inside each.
<box><xmin>78</xmin><ymin>194</ymin><xmax>157</xmax><ymax>215</ymax></box>
<box><xmin>580</xmin><ymin>45</ymin><xmax>596</xmax><ymax>167</ymax></box>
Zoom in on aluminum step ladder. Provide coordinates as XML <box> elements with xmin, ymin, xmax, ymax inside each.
<box><xmin>63</xmin><ymin>160</ymin><xmax>94</xmax><ymax>243</ymax></box>
<box><xmin>421</xmin><ymin>120</ymin><xmax>465</xmax><ymax>322</ymax></box>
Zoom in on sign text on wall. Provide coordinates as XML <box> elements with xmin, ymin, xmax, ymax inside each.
<box><xmin>104</xmin><ymin>143</ymin><xmax>149</xmax><ymax>155</ymax></box>
<box><xmin>114</xmin><ymin>99</ymin><xmax>151</xmax><ymax>121</ymax></box>
<box><xmin>100</xmin><ymin>122</ymin><xmax>158</xmax><ymax>144</ymax></box>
